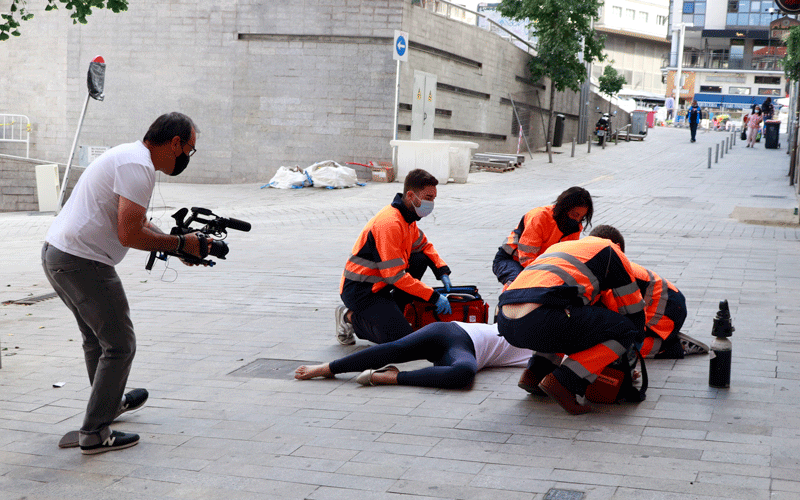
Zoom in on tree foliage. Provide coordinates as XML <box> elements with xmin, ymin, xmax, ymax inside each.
<box><xmin>598</xmin><ymin>64</ymin><xmax>626</xmax><ymax>100</ymax></box>
<box><xmin>497</xmin><ymin>0</ymin><xmax>605</xmax><ymax>143</ymax></box>
<box><xmin>784</xmin><ymin>26</ymin><xmax>800</xmax><ymax>82</ymax></box>
<box><xmin>1</xmin><ymin>0</ymin><xmax>128</xmax><ymax>41</ymax></box>
<box><xmin>497</xmin><ymin>0</ymin><xmax>605</xmax><ymax>93</ymax></box>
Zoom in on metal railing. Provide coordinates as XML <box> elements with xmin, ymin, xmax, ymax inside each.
<box><xmin>412</xmin><ymin>0</ymin><xmax>537</xmax><ymax>54</ymax></box>
<box><xmin>0</xmin><ymin>114</ymin><xmax>30</xmax><ymax>158</ymax></box>
<box><xmin>662</xmin><ymin>49</ymin><xmax>784</xmax><ymax>71</ymax></box>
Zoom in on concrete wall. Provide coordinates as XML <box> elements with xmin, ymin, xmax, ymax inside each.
<box><xmin>0</xmin><ymin>0</ymin><xmax>605</xmax><ymax>197</ymax></box>
<box><xmin>0</xmin><ymin>155</ymin><xmax>79</xmax><ymax>213</ymax></box>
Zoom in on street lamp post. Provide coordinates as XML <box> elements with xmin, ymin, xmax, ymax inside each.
<box><xmin>673</xmin><ymin>22</ymin><xmax>693</xmax><ymax>111</ymax></box>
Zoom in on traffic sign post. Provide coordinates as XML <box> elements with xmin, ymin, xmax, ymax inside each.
<box><xmin>393</xmin><ymin>30</ymin><xmax>408</xmax><ymax>62</ymax></box>
<box><xmin>392</xmin><ymin>30</ymin><xmax>409</xmax><ymax>168</ymax></box>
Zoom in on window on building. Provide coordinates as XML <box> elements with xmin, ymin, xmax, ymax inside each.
<box><xmin>640</xmin><ymin>12</ymin><xmax>648</xmax><ymax>22</ymax></box>
<box><xmin>683</xmin><ymin>2</ymin><xmax>695</xmax><ymax>13</ymax></box>
<box><xmin>752</xmin><ymin>39</ymin><xmax>785</xmax><ymax>70</ymax></box>
<box><xmin>700</xmin><ymin>86</ymin><xmax>723</xmax><ymax>93</ymax></box>
<box><xmin>729</xmin><ymin>86</ymin><xmax>751</xmax><ymax>94</ymax></box>
<box><xmin>727</xmin><ymin>0</ymin><xmax>738</xmax><ymax>11</ymax></box>
<box><xmin>613</xmin><ymin>6</ymin><xmax>622</xmax><ymax>17</ymax></box>
<box><xmin>758</xmin><ymin>88</ymin><xmax>781</xmax><ymax>95</ymax></box>
<box><xmin>657</xmin><ymin>15</ymin><xmax>668</xmax><ymax>25</ymax></box>
<box><xmin>626</xmin><ymin>8</ymin><xmax>635</xmax><ymax>20</ymax></box>
<box><xmin>755</xmin><ymin>76</ymin><xmax>781</xmax><ymax>84</ymax></box>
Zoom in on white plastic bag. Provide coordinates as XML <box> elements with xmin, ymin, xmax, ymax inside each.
<box><xmin>304</xmin><ymin>160</ymin><xmax>358</xmax><ymax>189</ymax></box>
<box><xmin>265</xmin><ymin>166</ymin><xmax>312</xmax><ymax>189</ymax></box>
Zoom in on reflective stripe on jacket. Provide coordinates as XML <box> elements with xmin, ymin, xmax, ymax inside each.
<box><xmin>493</xmin><ymin>205</ymin><xmax>581</xmax><ymax>285</ymax></box>
<box><xmin>628</xmin><ymin>262</ymin><xmax>684</xmax><ymax>341</ymax></box>
<box><xmin>499</xmin><ymin>236</ymin><xmax>645</xmax><ymax>332</ymax></box>
<box><xmin>340</xmin><ymin>193</ymin><xmax>449</xmax><ymax>304</ymax></box>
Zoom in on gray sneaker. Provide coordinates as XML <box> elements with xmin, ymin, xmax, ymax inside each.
<box><xmin>678</xmin><ymin>332</ymin><xmax>709</xmax><ymax>355</ymax></box>
<box><xmin>335</xmin><ymin>305</ymin><xmax>355</xmax><ymax>345</ymax></box>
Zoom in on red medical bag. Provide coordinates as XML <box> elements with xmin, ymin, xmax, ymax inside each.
<box><xmin>403</xmin><ymin>285</ymin><xmax>490</xmax><ymax>331</ymax></box>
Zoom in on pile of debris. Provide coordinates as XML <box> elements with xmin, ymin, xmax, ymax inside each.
<box><xmin>470</xmin><ymin>152</ymin><xmax>523</xmax><ymax>173</ymax></box>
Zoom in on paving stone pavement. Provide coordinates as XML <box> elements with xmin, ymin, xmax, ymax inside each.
<box><xmin>2</xmin><ymin>125</ymin><xmax>800</xmax><ymax>499</ymax></box>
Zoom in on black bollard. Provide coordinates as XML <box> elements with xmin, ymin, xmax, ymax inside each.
<box><xmin>709</xmin><ymin>300</ymin><xmax>734</xmax><ymax>388</ymax></box>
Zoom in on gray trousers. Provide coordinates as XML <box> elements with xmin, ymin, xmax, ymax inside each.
<box><xmin>41</xmin><ymin>242</ymin><xmax>135</xmax><ymax>446</ymax></box>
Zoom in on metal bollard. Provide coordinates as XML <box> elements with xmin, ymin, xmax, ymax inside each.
<box><xmin>588</xmin><ymin>136</ymin><xmax>591</xmax><ymax>153</ymax></box>
<box><xmin>547</xmin><ymin>142</ymin><xmax>552</xmax><ymax>163</ymax></box>
<box><xmin>602</xmin><ymin>136</ymin><xmax>606</xmax><ymax>149</ymax></box>
<box><xmin>709</xmin><ymin>300</ymin><xmax>734</xmax><ymax>388</ymax></box>
<box><xmin>708</xmin><ymin>147</ymin><xmax>712</xmax><ymax>168</ymax></box>
<box><xmin>571</xmin><ymin>137</ymin><xmax>576</xmax><ymax>157</ymax></box>
<box><xmin>726</xmin><ymin>137</ymin><xmax>730</xmax><ymax>153</ymax></box>
<box><xmin>615</xmin><ymin>131</ymin><xmax>618</xmax><ymax>145</ymax></box>
<box><xmin>720</xmin><ymin>141</ymin><xmax>724</xmax><ymax>159</ymax></box>
<box><xmin>732</xmin><ymin>131</ymin><xmax>736</xmax><ymax>146</ymax></box>
<box><xmin>715</xmin><ymin>143</ymin><xmax>719</xmax><ymax>163</ymax></box>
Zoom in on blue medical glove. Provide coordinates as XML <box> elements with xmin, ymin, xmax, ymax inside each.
<box><xmin>440</xmin><ymin>275</ymin><xmax>452</xmax><ymax>292</ymax></box>
<box><xmin>435</xmin><ymin>294</ymin><xmax>452</xmax><ymax>315</ymax></box>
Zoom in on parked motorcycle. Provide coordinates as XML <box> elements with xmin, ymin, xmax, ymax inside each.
<box><xmin>595</xmin><ymin>112</ymin><xmax>611</xmax><ymax>145</ymax></box>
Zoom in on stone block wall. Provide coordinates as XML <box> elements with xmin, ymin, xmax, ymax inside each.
<box><xmin>0</xmin><ymin>155</ymin><xmax>79</xmax><ymax>213</ymax></box>
<box><xmin>0</xmin><ymin>0</ymin><xmax>619</xmax><ymax>197</ymax></box>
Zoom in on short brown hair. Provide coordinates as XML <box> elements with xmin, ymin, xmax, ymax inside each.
<box><xmin>589</xmin><ymin>225</ymin><xmax>625</xmax><ymax>252</ymax></box>
<box><xmin>404</xmin><ymin>169</ymin><xmax>438</xmax><ymax>193</ymax></box>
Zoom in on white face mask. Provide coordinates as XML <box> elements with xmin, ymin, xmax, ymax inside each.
<box><xmin>413</xmin><ymin>193</ymin><xmax>434</xmax><ymax>218</ymax></box>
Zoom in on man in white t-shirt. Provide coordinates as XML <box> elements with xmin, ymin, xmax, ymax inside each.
<box><xmin>42</xmin><ymin>112</ymin><xmax>207</xmax><ymax>454</ymax></box>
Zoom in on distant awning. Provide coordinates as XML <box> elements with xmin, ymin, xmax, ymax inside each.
<box><xmin>694</xmin><ymin>93</ymin><xmax>768</xmax><ymax>109</ymax></box>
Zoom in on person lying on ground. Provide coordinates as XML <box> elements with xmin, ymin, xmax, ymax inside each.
<box><xmin>296</xmin><ymin>321</ymin><xmax>531</xmax><ymax>389</ymax></box>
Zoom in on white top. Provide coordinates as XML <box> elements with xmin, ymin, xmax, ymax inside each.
<box><xmin>47</xmin><ymin>141</ymin><xmax>155</xmax><ymax>266</ymax></box>
<box><xmin>454</xmin><ymin>322</ymin><xmax>532</xmax><ymax>371</ymax></box>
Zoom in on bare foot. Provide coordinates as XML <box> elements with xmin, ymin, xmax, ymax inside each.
<box><xmin>295</xmin><ymin>363</ymin><xmax>334</xmax><ymax>380</ymax></box>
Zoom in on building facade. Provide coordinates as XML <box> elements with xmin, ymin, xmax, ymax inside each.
<box><xmin>664</xmin><ymin>0</ymin><xmax>787</xmax><ymax>112</ymax></box>
<box><xmin>594</xmin><ymin>0</ymin><xmax>672</xmax><ymax>96</ymax></box>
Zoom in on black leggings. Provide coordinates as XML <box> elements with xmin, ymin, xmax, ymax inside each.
<box><xmin>329</xmin><ymin>322</ymin><xmax>478</xmax><ymax>389</ymax></box>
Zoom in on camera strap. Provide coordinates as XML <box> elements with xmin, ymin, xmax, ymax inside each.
<box><xmin>196</xmin><ymin>233</ymin><xmax>209</xmax><ymax>259</ymax></box>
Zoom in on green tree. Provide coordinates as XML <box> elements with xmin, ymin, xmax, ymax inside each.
<box><xmin>783</xmin><ymin>26</ymin><xmax>800</xmax><ymax>182</ymax></box>
<box><xmin>498</xmin><ymin>0</ymin><xmax>605</xmax><ymax>144</ymax></box>
<box><xmin>1</xmin><ymin>0</ymin><xmax>128</xmax><ymax>41</ymax></box>
<box><xmin>598</xmin><ymin>64</ymin><xmax>626</xmax><ymax>113</ymax></box>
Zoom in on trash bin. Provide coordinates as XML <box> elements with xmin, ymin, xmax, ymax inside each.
<box><xmin>646</xmin><ymin>111</ymin><xmax>656</xmax><ymax>128</ymax></box>
<box><xmin>552</xmin><ymin>114</ymin><xmax>565</xmax><ymax>147</ymax></box>
<box><xmin>447</xmin><ymin>141</ymin><xmax>479</xmax><ymax>183</ymax></box>
<box><xmin>764</xmin><ymin>120</ymin><xmax>781</xmax><ymax>149</ymax></box>
<box><xmin>631</xmin><ymin>110</ymin><xmax>648</xmax><ymax>135</ymax></box>
<box><xmin>389</xmin><ymin>140</ymin><xmax>452</xmax><ymax>184</ymax></box>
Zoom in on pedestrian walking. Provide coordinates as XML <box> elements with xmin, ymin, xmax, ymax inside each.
<box><xmin>746</xmin><ymin>106</ymin><xmax>763</xmax><ymax>148</ymax></box>
<box><xmin>665</xmin><ymin>96</ymin><xmax>675</xmax><ymax>121</ymax></box>
<box><xmin>687</xmin><ymin>100</ymin><xmax>702</xmax><ymax>142</ymax></box>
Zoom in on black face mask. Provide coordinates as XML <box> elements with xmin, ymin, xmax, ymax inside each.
<box><xmin>556</xmin><ymin>214</ymin><xmax>580</xmax><ymax>236</ymax></box>
<box><xmin>170</xmin><ymin>153</ymin><xmax>190</xmax><ymax>176</ymax></box>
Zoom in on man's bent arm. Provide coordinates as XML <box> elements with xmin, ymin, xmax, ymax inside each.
<box><xmin>117</xmin><ymin>196</ymin><xmax>203</xmax><ymax>257</ymax></box>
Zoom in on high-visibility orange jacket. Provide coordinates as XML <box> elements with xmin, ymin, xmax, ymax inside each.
<box><xmin>500</xmin><ymin>236</ymin><xmax>646</xmax><ymax>333</ymax></box>
<box><xmin>493</xmin><ymin>205</ymin><xmax>581</xmax><ymax>284</ymax></box>
<box><xmin>630</xmin><ymin>262</ymin><xmax>681</xmax><ymax>341</ymax></box>
<box><xmin>340</xmin><ymin>194</ymin><xmax>450</xmax><ymax>306</ymax></box>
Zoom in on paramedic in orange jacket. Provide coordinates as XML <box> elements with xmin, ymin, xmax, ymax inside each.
<box><xmin>588</xmin><ymin>226</ymin><xmax>706</xmax><ymax>358</ymax></box>
<box><xmin>336</xmin><ymin>169</ymin><xmax>452</xmax><ymax>345</ymax></box>
<box><xmin>497</xmin><ymin>228</ymin><xmax>646</xmax><ymax>415</ymax></box>
<box><xmin>493</xmin><ymin>187</ymin><xmax>593</xmax><ymax>286</ymax></box>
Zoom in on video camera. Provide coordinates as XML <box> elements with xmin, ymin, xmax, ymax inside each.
<box><xmin>145</xmin><ymin>207</ymin><xmax>251</xmax><ymax>270</ymax></box>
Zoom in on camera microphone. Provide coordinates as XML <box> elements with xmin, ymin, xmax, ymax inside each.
<box><xmin>222</xmin><ymin>217</ymin><xmax>251</xmax><ymax>232</ymax></box>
